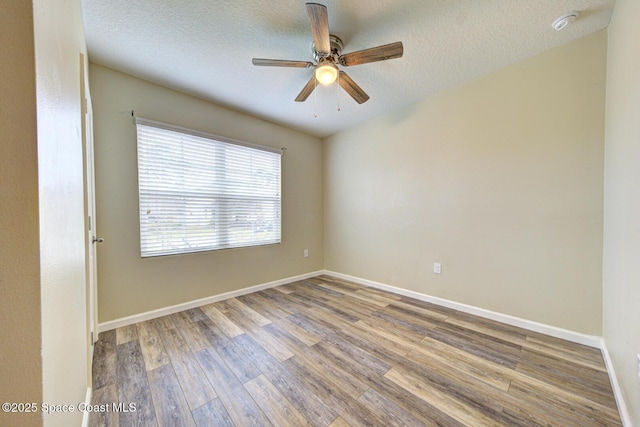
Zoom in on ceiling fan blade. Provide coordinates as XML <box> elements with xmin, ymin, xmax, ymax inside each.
<box><xmin>306</xmin><ymin>3</ymin><xmax>330</xmax><ymax>55</ymax></box>
<box><xmin>295</xmin><ymin>77</ymin><xmax>317</xmax><ymax>102</ymax></box>
<box><xmin>252</xmin><ymin>58</ymin><xmax>314</xmax><ymax>68</ymax></box>
<box><xmin>339</xmin><ymin>41</ymin><xmax>404</xmax><ymax>67</ymax></box>
<box><xmin>338</xmin><ymin>71</ymin><xmax>369</xmax><ymax>104</ymax></box>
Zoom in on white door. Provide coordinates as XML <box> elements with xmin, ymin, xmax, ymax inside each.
<box><xmin>80</xmin><ymin>54</ymin><xmax>99</xmax><ymax>380</ymax></box>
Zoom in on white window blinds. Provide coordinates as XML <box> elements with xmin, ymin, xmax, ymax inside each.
<box><xmin>135</xmin><ymin>119</ymin><xmax>282</xmax><ymax>257</ymax></box>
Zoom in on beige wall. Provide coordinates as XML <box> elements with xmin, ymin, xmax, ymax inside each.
<box><xmin>324</xmin><ymin>31</ymin><xmax>606</xmax><ymax>335</ymax></box>
<box><xmin>90</xmin><ymin>64</ymin><xmax>324</xmax><ymax>322</ymax></box>
<box><xmin>0</xmin><ymin>1</ymin><xmax>42</xmax><ymax>426</ymax></box>
<box><xmin>603</xmin><ymin>0</ymin><xmax>640</xmax><ymax>424</ymax></box>
<box><xmin>33</xmin><ymin>0</ymin><xmax>90</xmax><ymax>425</ymax></box>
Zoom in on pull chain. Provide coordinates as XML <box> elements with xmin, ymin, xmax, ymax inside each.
<box><xmin>313</xmin><ymin>78</ymin><xmax>318</xmax><ymax>118</ymax></box>
<box><xmin>336</xmin><ymin>72</ymin><xmax>341</xmax><ymax>112</ymax></box>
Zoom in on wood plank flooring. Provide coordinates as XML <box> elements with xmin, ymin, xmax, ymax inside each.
<box><xmin>89</xmin><ymin>275</ymin><xmax>622</xmax><ymax>426</ymax></box>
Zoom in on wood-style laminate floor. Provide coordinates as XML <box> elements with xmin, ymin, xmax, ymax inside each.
<box><xmin>89</xmin><ymin>275</ymin><xmax>622</xmax><ymax>427</ymax></box>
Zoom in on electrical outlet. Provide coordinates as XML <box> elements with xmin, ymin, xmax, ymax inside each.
<box><xmin>304</xmin><ymin>249</ymin><xmax>309</xmax><ymax>258</ymax></box>
<box><xmin>433</xmin><ymin>263</ymin><xmax>442</xmax><ymax>274</ymax></box>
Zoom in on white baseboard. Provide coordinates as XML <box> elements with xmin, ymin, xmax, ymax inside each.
<box><xmin>600</xmin><ymin>341</ymin><xmax>633</xmax><ymax>427</ymax></box>
<box><xmin>322</xmin><ymin>270</ymin><xmax>603</xmax><ymax>348</ymax></box>
<box><xmin>97</xmin><ymin>270</ymin><xmax>324</xmax><ymax>333</ymax></box>
<box><xmin>81</xmin><ymin>387</ymin><xmax>92</xmax><ymax>427</ymax></box>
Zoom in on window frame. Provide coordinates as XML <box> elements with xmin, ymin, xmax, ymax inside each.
<box><xmin>135</xmin><ymin>117</ymin><xmax>283</xmax><ymax>258</ymax></box>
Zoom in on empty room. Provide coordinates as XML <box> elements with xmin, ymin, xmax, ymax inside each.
<box><xmin>1</xmin><ymin>0</ymin><xmax>639</xmax><ymax>426</ymax></box>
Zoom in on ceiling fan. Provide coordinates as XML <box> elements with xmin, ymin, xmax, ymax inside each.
<box><xmin>252</xmin><ymin>2</ymin><xmax>404</xmax><ymax>104</ymax></box>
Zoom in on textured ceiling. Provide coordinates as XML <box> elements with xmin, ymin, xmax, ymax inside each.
<box><xmin>81</xmin><ymin>0</ymin><xmax>614</xmax><ymax>138</ymax></box>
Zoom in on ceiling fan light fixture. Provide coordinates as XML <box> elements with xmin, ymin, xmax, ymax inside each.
<box><xmin>315</xmin><ymin>62</ymin><xmax>338</xmax><ymax>85</ymax></box>
<box><xmin>252</xmin><ymin>3</ymin><xmax>402</xmax><ymax>104</ymax></box>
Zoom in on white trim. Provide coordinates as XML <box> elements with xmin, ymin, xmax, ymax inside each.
<box><xmin>322</xmin><ymin>270</ymin><xmax>602</xmax><ymax>348</ymax></box>
<box><xmin>81</xmin><ymin>387</ymin><xmax>92</xmax><ymax>427</ymax></box>
<box><xmin>600</xmin><ymin>341</ymin><xmax>633</xmax><ymax>427</ymax></box>
<box><xmin>97</xmin><ymin>270</ymin><xmax>323</xmax><ymax>333</ymax></box>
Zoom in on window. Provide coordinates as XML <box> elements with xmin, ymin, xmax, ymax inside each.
<box><xmin>135</xmin><ymin>118</ymin><xmax>281</xmax><ymax>257</ymax></box>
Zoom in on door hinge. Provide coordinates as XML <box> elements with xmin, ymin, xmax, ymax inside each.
<box><xmin>91</xmin><ymin>331</ymin><xmax>94</xmax><ymax>346</ymax></box>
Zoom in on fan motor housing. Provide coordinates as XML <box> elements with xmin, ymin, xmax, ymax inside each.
<box><xmin>312</xmin><ymin>35</ymin><xmax>343</xmax><ymax>62</ymax></box>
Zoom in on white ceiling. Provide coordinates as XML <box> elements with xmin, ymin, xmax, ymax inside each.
<box><xmin>81</xmin><ymin>0</ymin><xmax>615</xmax><ymax>138</ymax></box>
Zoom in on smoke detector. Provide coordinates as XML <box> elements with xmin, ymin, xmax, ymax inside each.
<box><xmin>552</xmin><ymin>12</ymin><xmax>579</xmax><ymax>31</ymax></box>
